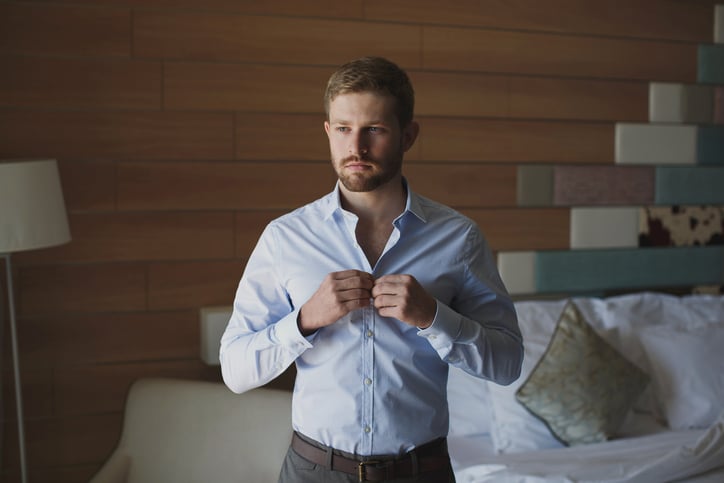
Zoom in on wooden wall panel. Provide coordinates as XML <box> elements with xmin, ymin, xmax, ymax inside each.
<box><xmin>165</xmin><ymin>62</ymin><xmax>328</xmax><ymax>112</ymax></box>
<box><xmin>35</xmin><ymin>0</ymin><xmax>365</xmax><ymax>18</ymax></box>
<box><xmin>0</xmin><ymin>111</ymin><xmax>234</xmax><ymax>161</ymax></box>
<box><xmin>17</xmin><ymin>264</ymin><xmax>147</xmax><ymax>317</ymax></box>
<box><xmin>365</xmin><ymin>0</ymin><xmax>718</xmax><ymax>42</ymax></box>
<box><xmin>508</xmin><ymin>77</ymin><xmax>648</xmax><ymax>122</ymax></box>
<box><xmin>0</xmin><ymin>56</ymin><xmax>161</xmax><ymax>110</ymax></box>
<box><xmin>18</xmin><ymin>311</ymin><xmax>199</xmax><ymax>368</ymax></box>
<box><xmin>117</xmin><ymin>161</ymin><xmax>337</xmax><ymax>210</ymax></box>
<box><xmin>57</xmin><ymin>160</ymin><xmax>117</xmax><ymax>212</ymax></box>
<box><xmin>0</xmin><ymin>3</ymin><xmax>131</xmax><ymax>57</ymax></box>
<box><xmin>423</xmin><ymin>26</ymin><xmax>698</xmax><ymax>82</ymax></box>
<box><xmin>134</xmin><ymin>11</ymin><xmax>422</xmax><ymax>66</ymax></box>
<box><xmin>148</xmin><ymin>260</ymin><xmax>242</xmax><ymax>310</ymax></box>
<box><xmin>418</xmin><ymin>118</ymin><xmax>613</xmax><ymax>163</ymax></box>
<box><xmin>235</xmin><ymin>113</ymin><xmax>332</xmax><ymax>161</ymax></box>
<box><xmin>462</xmin><ymin>208</ymin><xmax>570</xmax><ymax>251</ymax></box>
<box><xmin>412</xmin><ymin>71</ymin><xmax>509</xmax><ymax>118</ymax></box>
<box><xmin>405</xmin><ymin>164</ymin><xmax>517</xmax><ymax>207</ymax></box>
<box><xmin>0</xmin><ymin>368</ymin><xmax>53</xmax><ymax>421</ymax></box>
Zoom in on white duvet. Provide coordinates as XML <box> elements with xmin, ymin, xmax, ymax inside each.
<box><xmin>452</xmin><ymin>414</ymin><xmax>724</xmax><ymax>483</ymax></box>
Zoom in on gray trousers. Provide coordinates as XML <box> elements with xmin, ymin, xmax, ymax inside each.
<box><xmin>277</xmin><ymin>438</ymin><xmax>456</xmax><ymax>483</ymax></box>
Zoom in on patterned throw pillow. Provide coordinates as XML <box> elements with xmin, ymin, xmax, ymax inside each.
<box><xmin>515</xmin><ymin>301</ymin><xmax>650</xmax><ymax>446</ymax></box>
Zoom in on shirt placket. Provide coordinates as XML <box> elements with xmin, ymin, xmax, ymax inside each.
<box><xmin>361</xmin><ymin>304</ymin><xmax>375</xmax><ymax>454</ymax></box>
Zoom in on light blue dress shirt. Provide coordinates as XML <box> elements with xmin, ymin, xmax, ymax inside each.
<box><xmin>220</xmin><ymin>181</ymin><xmax>523</xmax><ymax>456</ymax></box>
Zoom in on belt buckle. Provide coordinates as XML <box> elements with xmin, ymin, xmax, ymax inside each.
<box><xmin>357</xmin><ymin>460</ymin><xmax>381</xmax><ymax>481</ymax></box>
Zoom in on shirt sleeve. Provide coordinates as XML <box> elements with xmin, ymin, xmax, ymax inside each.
<box><xmin>417</xmin><ymin>224</ymin><xmax>524</xmax><ymax>386</ymax></box>
<box><xmin>219</xmin><ymin>224</ymin><xmax>312</xmax><ymax>394</ymax></box>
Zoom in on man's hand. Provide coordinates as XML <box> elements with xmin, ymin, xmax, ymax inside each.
<box><xmin>298</xmin><ymin>270</ymin><xmax>375</xmax><ymax>335</ymax></box>
<box><xmin>372</xmin><ymin>274</ymin><xmax>436</xmax><ymax>329</ymax></box>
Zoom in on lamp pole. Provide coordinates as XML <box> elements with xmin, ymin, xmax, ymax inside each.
<box><xmin>3</xmin><ymin>253</ymin><xmax>28</xmax><ymax>483</ymax></box>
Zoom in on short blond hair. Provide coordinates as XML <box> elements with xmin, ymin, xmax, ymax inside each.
<box><xmin>324</xmin><ymin>57</ymin><xmax>415</xmax><ymax>127</ymax></box>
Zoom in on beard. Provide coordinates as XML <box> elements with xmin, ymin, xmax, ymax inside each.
<box><xmin>334</xmin><ymin>150</ymin><xmax>404</xmax><ymax>193</ymax></box>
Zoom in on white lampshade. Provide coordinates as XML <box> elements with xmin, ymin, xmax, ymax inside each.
<box><xmin>0</xmin><ymin>159</ymin><xmax>71</xmax><ymax>253</ymax></box>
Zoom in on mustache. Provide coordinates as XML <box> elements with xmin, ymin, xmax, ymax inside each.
<box><xmin>341</xmin><ymin>154</ymin><xmax>374</xmax><ymax>164</ymax></box>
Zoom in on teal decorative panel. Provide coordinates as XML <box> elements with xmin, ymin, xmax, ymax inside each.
<box><xmin>536</xmin><ymin>246</ymin><xmax>723</xmax><ymax>293</ymax></box>
<box><xmin>716</xmin><ymin>87</ymin><xmax>724</xmax><ymax>124</ymax></box>
<box><xmin>698</xmin><ymin>45</ymin><xmax>724</xmax><ymax>84</ymax></box>
<box><xmin>655</xmin><ymin>167</ymin><xmax>724</xmax><ymax>204</ymax></box>
<box><xmin>697</xmin><ymin>126</ymin><xmax>724</xmax><ymax>165</ymax></box>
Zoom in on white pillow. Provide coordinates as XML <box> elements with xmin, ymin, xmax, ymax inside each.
<box><xmin>447</xmin><ymin>364</ymin><xmax>492</xmax><ymax>438</ymax></box>
<box><xmin>638</xmin><ymin>325</ymin><xmax>724</xmax><ymax>430</ymax></box>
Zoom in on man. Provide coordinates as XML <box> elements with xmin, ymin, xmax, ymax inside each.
<box><xmin>220</xmin><ymin>56</ymin><xmax>523</xmax><ymax>482</ymax></box>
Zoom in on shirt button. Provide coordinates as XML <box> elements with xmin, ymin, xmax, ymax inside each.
<box><xmin>364</xmin><ymin>377</ymin><xmax>372</xmax><ymax>386</ymax></box>
<box><xmin>366</xmin><ymin>330</ymin><xmax>374</xmax><ymax>338</ymax></box>
<box><xmin>364</xmin><ymin>426</ymin><xmax>371</xmax><ymax>433</ymax></box>
<box><xmin>428</xmin><ymin>335</ymin><xmax>437</xmax><ymax>340</ymax></box>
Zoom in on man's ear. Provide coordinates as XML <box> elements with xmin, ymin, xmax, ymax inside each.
<box><xmin>324</xmin><ymin>121</ymin><xmax>331</xmax><ymax>137</ymax></box>
<box><xmin>402</xmin><ymin>121</ymin><xmax>419</xmax><ymax>153</ymax></box>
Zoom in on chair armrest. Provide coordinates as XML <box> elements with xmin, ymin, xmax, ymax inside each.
<box><xmin>89</xmin><ymin>450</ymin><xmax>131</xmax><ymax>483</ymax></box>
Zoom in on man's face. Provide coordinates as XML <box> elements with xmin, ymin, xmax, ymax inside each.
<box><xmin>324</xmin><ymin>91</ymin><xmax>417</xmax><ymax>193</ymax></box>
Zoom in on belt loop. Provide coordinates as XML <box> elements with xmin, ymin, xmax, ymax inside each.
<box><xmin>325</xmin><ymin>446</ymin><xmax>333</xmax><ymax>470</ymax></box>
<box><xmin>410</xmin><ymin>449</ymin><xmax>419</xmax><ymax>476</ymax></box>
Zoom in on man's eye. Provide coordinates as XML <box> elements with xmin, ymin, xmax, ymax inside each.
<box><xmin>336</xmin><ymin>127</ymin><xmax>349</xmax><ymax>132</ymax></box>
<box><xmin>368</xmin><ymin>127</ymin><xmax>381</xmax><ymax>133</ymax></box>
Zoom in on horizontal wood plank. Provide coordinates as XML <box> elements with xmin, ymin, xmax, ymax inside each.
<box><xmin>365</xmin><ymin>0</ymin><xmax>718</xmax><ymax>43</ymax></box>
<box><xmin>134</xmin><ymin>11</ymin><xmax>421</xmax><ymax>66</ymax></box>
<box><xmin>235</xmin><ymin>113</ymin><xmax>332</xmax><ymax>161</ymax></box>
<box><xmin>508</xmin><ymin>77</ymin><xmax>648</xmax><ymax>122</ymax></box>
<box><xmin>16</xmin><ymin>263</ymin><xmax>147</xmax><ymax>317</ymax></box>
<box><xmin>405</xmin><ymin>164</ymin><xmax>517</xmax><ymax>207</ymax></box>
<box><xmin>423</xmin><ymin>26</ymin><xmax>698</xmax><ymax>82</ymax></box>
<box><xmin>0</xmin><ymin>56</ymin><xmax>161</xmax><ymax>110</ymax></box>
<box><xmin>16</xmin><ymin>212</ymin><xmax>235</xmax><ymax>263</ymax></box>
<box><xmin>148</xmin><ymin>260</ymin><xmax>242</xmax><ymax>310</ymax></box>
<box><xmin>117</xmin><ymin>161</ymin><xmax>336</xmax><ymax>210</ymax></box>
<box><xmin>0</xmin><ymin>110</ymin><xmax>234</xmax><ymax>161</ymax></box>
<box><xmin>165</xmin><ymin>62</ymin><xmax>328</xmax><ymax>112</ymax></box>
<box><xmin>58</xmin><ymin>160</ymin><xmax>117</xmax><ymax>213</ymax></box>
<box><xmin>0</xmin><ymin>3</ymin><xmax>131</xmax><ymax>57</ymax></box>
<box><xmin>39</xmin><ymin>0</ymin><xmax>364</xmax><ymax>18</ymax></box>
<box><xmin>418</xmin><ymin>118</ymin><xmax>613</xmax><ymax>163</ymax></box>
<box><xmin>461</xmin><ymin>208</ymin><xmax>571</xmax><ymax>251</ymax></box>
<box><xmin>18</xmin><ymin>310</ymin><xmax>199</xmax><ymax>368</ymax></box>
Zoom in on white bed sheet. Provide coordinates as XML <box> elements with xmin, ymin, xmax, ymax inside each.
<box><xmin>451</xmin><ymin>414</ymin><xmax>724</xmax><ymax>483</ymax></box>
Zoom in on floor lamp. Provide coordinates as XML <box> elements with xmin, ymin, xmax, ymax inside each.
<box><xmin>0</xmin><ymin>159</ymin><xmax>71</xmax><ymax>483</ymax></box>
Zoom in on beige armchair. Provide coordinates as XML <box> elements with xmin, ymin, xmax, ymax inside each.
<box><xmin>90</xmin><ymin>378</ymin><xmax>292</xmax><ymax>483</ymax></box>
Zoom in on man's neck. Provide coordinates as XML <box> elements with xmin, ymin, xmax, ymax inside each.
<box><xmin>339</xmin><ymin>176</ymin><xmax>406</xmax><ymax>225</ymax></box>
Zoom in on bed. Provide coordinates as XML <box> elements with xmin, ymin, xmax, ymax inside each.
<box><xmin>446</xmin><ymin>292</ymin><xmax>724</xmax><ymax>482</ymax></box>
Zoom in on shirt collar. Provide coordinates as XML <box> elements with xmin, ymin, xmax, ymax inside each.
<box><xmin>321</xmin><ymin>177</ymin><xmax>428</xmax><ymax>223</ymax></box>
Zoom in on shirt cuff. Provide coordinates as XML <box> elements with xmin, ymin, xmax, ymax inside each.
<box><xmin>272</xmin><ymin>309</ymin><xmax>315</xmax><ymax>351</ymax></box>
<box><xmin>417</xmin><ymin>300</ymin><xmax>461</xmax><ymax>350</ymax></box>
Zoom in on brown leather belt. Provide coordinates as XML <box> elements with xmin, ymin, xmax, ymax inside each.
<box><xmin>291</xmin><ymin>432</ymin><xmax>450</xmax><ymax>481</ymax></box>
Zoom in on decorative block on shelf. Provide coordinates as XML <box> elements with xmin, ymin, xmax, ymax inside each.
<box><xmin>616</xmin><ymin>123</ymin><xmax>698</xmax><ymax>164</ymax></box>
<box><xmin>656</xmin><ymin>166</ymin><xmax>724</xmax><ymax>204</ymax></box>
<box><xmin>716</xmin><ymin>87</ymin><xmax>724</xmax><ymax>124</ymax></box>
<box><xmin>516</xmin><ymin>165</ymin><xmax>554</xmax><ymax>206</ymax></box>
<box><xmin>697</xmin><ymin>126</ymin><xmax>724</xmax><ymax>164</ymax></box>
<box><xmin>552</xmin><ymin>166</ymin><xmax>654</xmax><ymax>206</ymax></box>
<box><xmin>716</xmin><ymin>5</ymin><xmax>724</xmax><ymax>44</ymax></box>
<box><xmin>698</xmin><ymin>44</ymin><xmax>724</xmax><ymax>84</ymax></box>
<box><xmin>570</xmin><ymin>207</ymin><xmax>639</xmax><ymax>249</ymax></box>
<box><xmin>649</xmin><ymin>83</ymin><xmax>713</xmax><ymax>123</ymax></box>
<box><xmin>498</xmin><ymin>247</ymin><xmax>724</xmax><ymax>295</ymax></box>
<box><xmin>640</xmin><ymin>206</ymin><xmax>724</xmax><ymax>247</ymax></box>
